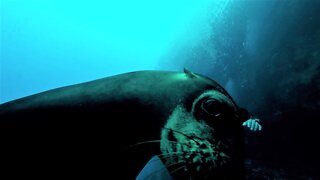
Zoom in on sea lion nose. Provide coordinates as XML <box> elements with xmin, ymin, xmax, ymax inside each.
<box><xmin>199</xmin><ymin>142</ymin><xmax>207</xmax><ymax>149</ymax></box>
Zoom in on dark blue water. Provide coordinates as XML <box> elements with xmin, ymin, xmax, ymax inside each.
<box><xmin>1</xmin><ymin>0</ymin><xmax>320</xmax><ymax>178</ymax></box>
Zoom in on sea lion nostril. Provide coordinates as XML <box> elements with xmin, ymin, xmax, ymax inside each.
<box><xmin>199</xmin><ymin>143</ymin><xmax>207</xmax><ymax>149</ymax></box>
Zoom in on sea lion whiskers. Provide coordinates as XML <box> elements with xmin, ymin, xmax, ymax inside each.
<box><xmin>169</xmin><ymin>165</ymin><xmax>187</xmax><ymax>176</ymax></box>
<box><xmin>163</xmin><ymin>127</ymin><xmax>204</xmax><ymax>146</ymax></box>
<box><xmin>122</xmin><ymin>140</ymin><xmax>176</xmax><ymax>150</ymax></box>
<box><xmin>157</xmin><ymin>151</ymin><xmax>186</xmax><ymax>159</ymax></box>
<box><xmin>123</xmin><ymin>139</ymin><xmax>194</xmax><ymax>151</ymax></box>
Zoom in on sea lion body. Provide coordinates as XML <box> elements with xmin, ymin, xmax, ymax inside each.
<box><xmin>0</xmin><ymin>70</ymin><xmax>246</xmax><ymax>179</ymax></box>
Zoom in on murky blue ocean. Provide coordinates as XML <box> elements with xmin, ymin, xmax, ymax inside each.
<box><xmin>1</xmin><ymin>0</ymin><xmax>319</xmax><ymax>178</ymax></box>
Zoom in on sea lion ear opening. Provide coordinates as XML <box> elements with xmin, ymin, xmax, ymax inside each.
<box><xmin>183</xmin><ymin>68</ymin><xmax>197</xmax><ymax>78</ymax></box>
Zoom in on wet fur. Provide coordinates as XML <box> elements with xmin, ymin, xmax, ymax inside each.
<box><xmin>0</xmin><ymin>70</ymin><xmax>245</xmax><ymax>179</ymax></box>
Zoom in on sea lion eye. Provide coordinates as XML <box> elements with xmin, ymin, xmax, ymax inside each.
<box><xmin>193</xmin><ymin>97</ymin><xmax>226</xmax><ymax>121</ymax></box>
<box><xmin>201</xmin><ymin>98</ymin><xmax>224</xmax><ymax>118</ymax></box>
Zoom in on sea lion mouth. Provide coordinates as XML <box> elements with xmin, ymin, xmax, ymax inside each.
<box><xmin>160</xmin><ymin>127</ymin><xmax>232</xmax><ymax>179</ymax></box>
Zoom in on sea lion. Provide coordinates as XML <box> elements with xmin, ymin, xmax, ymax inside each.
<box><xmin>0</xmin><ymin>69</ymin><xmax>249</xmax><ymax>179</ymax></box>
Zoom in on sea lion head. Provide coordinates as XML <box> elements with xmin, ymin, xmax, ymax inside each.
<box><xmin>160</xmin><ymin>71</ymin><xmax>244</xmax><ymax>179</ymax></box>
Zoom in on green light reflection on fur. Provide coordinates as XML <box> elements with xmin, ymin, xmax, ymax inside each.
<box><xmin>160</xmin><ymin>89</ymin><xmax>237</xmax><ymax>176</ymax></box>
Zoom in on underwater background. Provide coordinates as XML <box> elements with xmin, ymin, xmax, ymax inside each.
<box><xmin>1</xmin><ymin>0</ymin><xmax>320</xmax><ymax>179</ymax></box>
